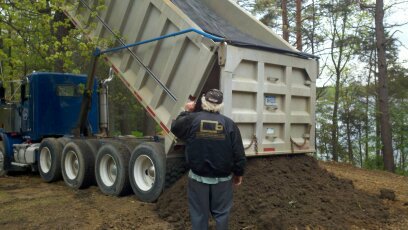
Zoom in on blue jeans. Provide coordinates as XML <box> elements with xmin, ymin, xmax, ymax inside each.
<box><xmin>188</xmin><ymin>178</ymin><xmax>233</xmax><ymax>230</ymax></box>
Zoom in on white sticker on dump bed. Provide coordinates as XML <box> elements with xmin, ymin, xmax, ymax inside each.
<box><xmin>265</xmin><ymin>95</ymin><xmax>276</xmax><ymax>106</ymax></box>
<box><xmin>266</xmin><ymin>128</ymin><xmax>275</xmax><ymax>135</ymax></box>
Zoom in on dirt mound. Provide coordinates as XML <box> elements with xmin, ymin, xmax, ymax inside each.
<box><xmin>156</xmin><ymin>155</ymin><xmax>391</xmax><ymax>229</ymax></box>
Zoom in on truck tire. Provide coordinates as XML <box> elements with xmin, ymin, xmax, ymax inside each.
<box><xmin>84</xmin><ymin>139</ymin><xmax>101</xmax><ymax>186</ymax></box>
<box><xmin>129</xmin><ymin>142</ymin><xmax>166</xmax><ymax>203</ymax></box>
<box><xmin>61</xmin><ymin>140</ymin><xmax>94</xmax><ymax>189</ymax></box>
<box><xmin>0</xmin><ymin>142</ymin><xmax>8</xmax><ymax>177</ymax></box>
<box><xmin>57</xmin><ymin>137</ymin><xmax>71</xmax><ymax>146</ymax></box>
<box><xmin>95</xmin><ymin>143</ymin><xmax>131</xmax><ymax>196</ymax></box>
<box><xmin>38</xmin><ymin>138</ymin><xmax>63</xmax><ymax>182</ymax></box>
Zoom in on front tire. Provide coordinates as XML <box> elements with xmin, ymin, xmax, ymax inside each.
<box><xmin>38</xmin><ymin>138</ymin><xmax>63</xmax><ymax>182</ymax></box>
<box><xmin>61</xmin><ymin>140</ymin><xmax>94</xmax><ymax>189</ymax></box>
<box><xmin>129</xmin><ymin>142</ymin><xmax>166</xmax><ymax>203</ymax></box>
<box><xmin>95</xmin><ymin>143</ymin><xmax>131</xmax><ymax>196</ymax></box>
<box><xmin>0</xmin><ymin>141</ymin><xmax>8</xmax><ymax>177</ymax></box>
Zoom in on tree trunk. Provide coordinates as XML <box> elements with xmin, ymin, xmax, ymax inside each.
<box><xmin>375</xmin><ymin>0</ymin><xmax>394</xmax><ymax>172</ymax></box>
<box><xmin>399</xmin><ymin>149</ymin><xmax>404</xmax><ymax>171</ymax></box>
<box><xmin>402</xmin><ymin>144</ymin><xmax>406</xmax><ymax>175</ymax></box>
<box><xmin>295</xmin><ymin>0</ymin><xmax>302</xmax><ymax>51</ymax></box>
<box><xmin>311</xmin><ymin>0</ymin><xmax>316</xmax><ymax>54</ymax></box>
<box><xmin>325</xmin><ymin>142</ymin><xmax>330</xmax><ymax>161</ymax></box>
<box><xmin>364</xmin><ymin>86</ymin><xmax>369</xmax><ymax>162</ymax></box>
<box><xmin>365</xmin><ymin>49</ymin><xmax>375</xmax><ymax>163</ymax></box>
<box><xmin>374</xmin><ymin>73</ymin><xmax>382</xmax><ymax>167</ymax></box>
<box><xmin>0</xmin><ymin>29</ymin><xmax>3</xmax><ymax>78</ymax></box>
<box><xmin>345</xmin><ymin>103</ymin><xmax>353</xmax><ymax>164</ymax></box>
<box><xmin>281</xmin><ymin>0</ymin><xmax>289</xmax><ymax>42</ymax></box>
<box><xmin>329</xmin><ymin>4</ymin><xmax>351</xmax><ymax>162</ymax></box>
<box><xmin>7</xmin><ymin>23</ymin><xmax>14</xmax><ymax>97</ymax></box>
<box><xmin>397</xmin><ymin>99</ymin><xmax>405</xmax><ymax>173</ymax></box>
<box><xmin>402</xmin><ymin>112</ymin><xmax>406</xmax><ymax>173</ymax></box>
<box><xmin>358</xmin><ymin>125</ymin><xmax>363</xmax><ymax>167</ymax></box>
<box><xmin>331</xmin><ymin>70</ymin><xmax>340</xmax><ymax>162</ymax></box>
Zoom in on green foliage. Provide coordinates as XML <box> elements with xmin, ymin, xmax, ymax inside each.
<box><xmin>0</xmin><ymin>0</ymin><xmax>147</xmax><ymax>137</ymax></box>
<box><xmin>110</xmin><ymin>130</ymin><xmax>121</xmax><ymax>137</ymax></box>
<box><xmin>0</xmin><ymin>0</ymin><xmax>114</xmax><ymax>79</ymax></box>
<box><xmin>395</xmin><ymin>167</ymin><xmax>407</xmax><ymax>176</ymax></box>
<box><xmin>131</xmin><ymin>130</ymin><xmax>144</xmax><ymax>138</ymax></box>
<box><xmin>363</xmin><ymin>155</ymin><xmax>384</xmax><ymax>170</ymax></box>
<box><xmin>315</xmin><ymin>88</ymin><xmax>334</xmax><ymax>160</ymax></box>
<box><xmin>388</xmin><ymin>65</ymin><xmax>408</xmax><ymax>175</ymax></box>
<box><xmin>363</xmin><ymin>154</ymin><xmax>384</xmax><ymax>170</ymax></box>
<box><xmin>238</xmin><ymin>1</ymin><xmax>311</xmax><ymax>46</ymax></box>
<box><xmin>107</xmin><ymin>75</ymin><xmax>148</xmax><ymax>136</ymax></box>
<box><xmin>0</xmin><ymin>0</ymin><xmax>94</xmax><ymax>78</ymax></box>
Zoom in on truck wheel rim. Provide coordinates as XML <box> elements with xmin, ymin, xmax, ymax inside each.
<box><xmin>133</xmin><ymin>155</ymin><xmax>155</xmax><ymax>191</ymax></box>
<box><xmin>65</xmin><ymin>150</ymin><xmax>79</xmax><ymax>180</ymax></box>
<box><xmin>40</xmin><ymin>147</ymin><xmax>52</xmax><ymax>173</ymax></box>
<box><xmin>100</xmin><ymin>154</ymin><xmax>117</xmax><ymax>187</ymax></box>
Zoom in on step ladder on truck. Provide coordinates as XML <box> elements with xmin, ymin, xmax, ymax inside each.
<box><xmin>0</xmin><ymin>0</ymin><xmax>319</xmax><ymax>202</ymax></box>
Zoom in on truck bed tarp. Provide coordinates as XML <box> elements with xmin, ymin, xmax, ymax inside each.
<box><xmin>172</xmin><ymin>0</ymin><xmax>316</xmax><ymax>59</ymax></box>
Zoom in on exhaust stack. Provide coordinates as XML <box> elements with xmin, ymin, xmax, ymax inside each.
<box><xmin>99</xmin><ymin>68</ymin><xmax>114</xmax><ymax>137</ymax></box>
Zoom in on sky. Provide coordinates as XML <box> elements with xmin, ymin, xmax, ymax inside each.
<box><xmin>314</xmin><ymin>0</ymin><xmax>408</xmax><ymax>86</ymax></box>
<box><xmin>238</xmin><ymin>0</ymin><xmax>408</xmax><ymax>66</ymax></box>
<box><xmin>387</xmin><ymin>0</ymin><xmax>408</xmax><ymax>66</ymax></box>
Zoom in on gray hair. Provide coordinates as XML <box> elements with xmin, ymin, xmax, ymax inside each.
<box><xmin>201</xmin><ymin>95</ymin><xmax>224</xmax><ymax>112</ymax></box>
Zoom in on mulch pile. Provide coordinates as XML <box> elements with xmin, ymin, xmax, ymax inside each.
<box><xmin>156</xmin><ymin>155</ymin><xmax>391</xmax><ymax>229</ymax></box>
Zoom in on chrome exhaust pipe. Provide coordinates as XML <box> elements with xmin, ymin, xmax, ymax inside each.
<box><xmin>99</xmin><ymin>68</ymin><xmax>114</xmax><ymax>137</ymax></box>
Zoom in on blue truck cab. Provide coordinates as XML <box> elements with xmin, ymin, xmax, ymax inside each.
<box><xmin>0</xmin><ymin>72</ymin><xmax>99</xmax><ymax>173</ymax></box>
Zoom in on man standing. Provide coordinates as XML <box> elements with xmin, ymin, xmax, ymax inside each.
<box><xmin>171</xmin><ymin>89</ymin><xmax>246</xmax><ymax>230</ymax></box>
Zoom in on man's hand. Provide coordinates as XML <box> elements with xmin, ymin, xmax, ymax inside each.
<box><xmin>184</xmin><ymin>101</ymin><xmax>196</xmax><ymax>112</ymax></box>
<box><xmin>233</xmin><ymin>175</ymin><xmax>243</xmax><ymax>186</ymax></box>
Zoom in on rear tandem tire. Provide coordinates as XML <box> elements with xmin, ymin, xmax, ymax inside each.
<box><xmin>61</xmin><ymin>140</ymin><xmax>95</xmax><ymax>189</ymax></box>
<box><xmin>0</xmin><ymin>141</ymin><xmax>8</xmax><ymax>177</ymax></box>
<box><xmin>56</xmin><ymin>137</ymin><xmax>71</xmax><ymax>147</ymax></box>
<box><xmin>129</xmin><ymin>142</ymin><xmax>166</xmax><ymax>203</ymax></box>
<box><xmin>38</xmin><ymin>138</ymin><xmax>63</xmax><ymax>182</ymax></box>
<box><xmin>95</xmin><ymin>143</ymin><xmax>131</xmax><ymax>196</ymax></box>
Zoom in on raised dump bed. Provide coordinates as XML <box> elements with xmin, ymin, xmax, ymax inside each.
<box><xmin>62</xmin><ymin>0</ymin><xmax>318</xmax><ymax>156</ymax></box>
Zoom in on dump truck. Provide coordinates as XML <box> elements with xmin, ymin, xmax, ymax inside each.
<box><xmin>0</xmin><ymin>0</ymin><xmax>318</xmax><ymax>202</ymax></box>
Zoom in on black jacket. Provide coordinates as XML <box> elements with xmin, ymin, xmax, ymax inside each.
<box><xmin>171</xmin><ymin>111</ymin><xmax>246</xmax><ymax>177</ymax></box>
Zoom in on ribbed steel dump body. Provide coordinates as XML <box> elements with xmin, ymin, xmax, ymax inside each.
<box><xmin>62</xmin><ymin>0</ymin><xmax>318</xmax><ymax>156</ymax></box>
<box><xmin>219</xmin><ymin>45</ymin><xmax>317</xmax><ymax>156</ymax></box>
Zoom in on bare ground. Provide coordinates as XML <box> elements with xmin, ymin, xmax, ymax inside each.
<box><xmin>0</xmin><ymin>155</ymin><xmax>407</xmax><ymax>229</ymax></box>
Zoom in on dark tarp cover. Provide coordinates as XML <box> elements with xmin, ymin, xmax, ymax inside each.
<box><xmin>172</xmin><ymin>0</ymin><xmax>317</xmax><ymax>59</ymax></box>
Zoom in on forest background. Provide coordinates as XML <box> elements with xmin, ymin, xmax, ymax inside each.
<box><xmin>0</xmin><ymin>0</ymin><xmax>407</xmax><ymax>174</ymax></box>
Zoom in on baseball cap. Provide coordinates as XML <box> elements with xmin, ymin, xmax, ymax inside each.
<box><xmin>205</xmin><ymin>89</ymin><xmax>223</xmax><ymax>104</ymax></box>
